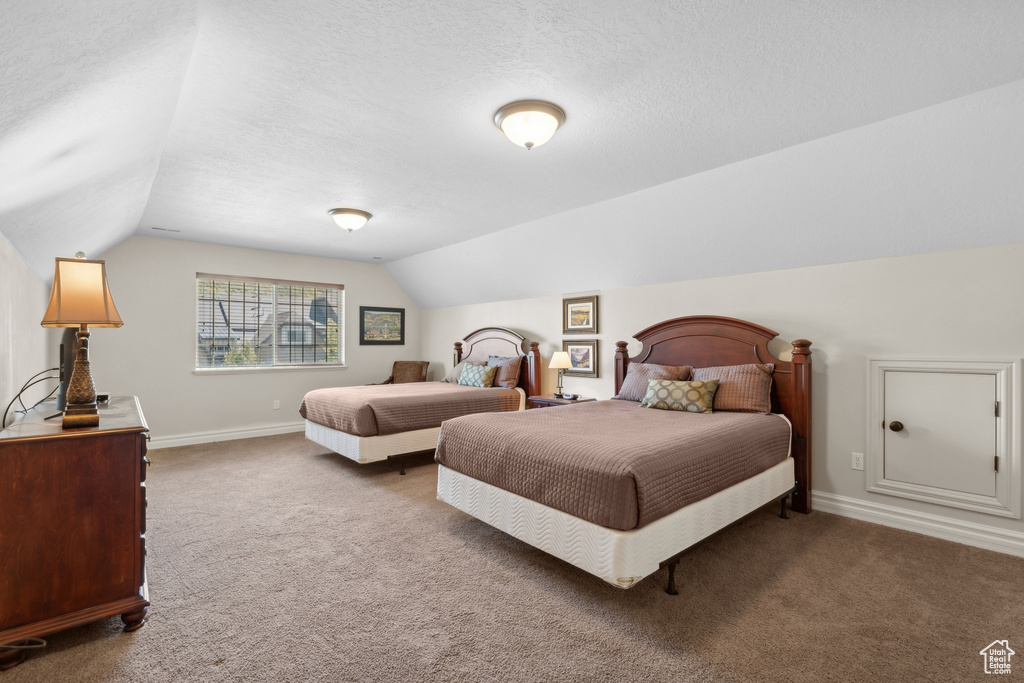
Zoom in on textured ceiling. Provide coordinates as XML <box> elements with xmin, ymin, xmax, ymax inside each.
<box><xmin>2</xmin><ymin>0</ymin><xmax>1024</xmax><ymax>279</ymax></box>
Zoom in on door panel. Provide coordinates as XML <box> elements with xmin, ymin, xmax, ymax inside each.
<box><xmin>884</xmin><ymin>371</ymin><xmax>995</xmax><ymax>496</ymax></box>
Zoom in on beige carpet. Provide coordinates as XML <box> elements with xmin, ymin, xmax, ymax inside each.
<box><xmin>5</xmin><ymin>432</ymin><xmax>1023</xmax><ymax>682</ymax></box>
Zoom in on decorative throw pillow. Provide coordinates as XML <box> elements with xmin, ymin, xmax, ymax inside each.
<box><xmin>487</xmin><ymin>355</ymin><xmax>523</xmax><ymax>389</ymax></box>
<box><xmin>692</xmin><ymin>364</ymin><xmax>774</xmax><ymax>413</ymax></box>
<box><xmin>613</xmin><ymin>362</ymin><xmax>692</xmax><ymax>402</ymax></box>
<box><xmin>640</xmin><ymin>379</ymin><xmax>719</xmax><ymax>413</ymax></box>
<box><xmin>443</xmin><ymin>360</ymin><xmax>482</xmax><ymax>383</ymax></box>
<box><xmin>458</xmin><ymin>363</ymin><xmax>498</xmax><ymax>388</ymax></box>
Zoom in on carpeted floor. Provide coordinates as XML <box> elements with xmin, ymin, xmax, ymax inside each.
<box><xmin>5</xmin><ymin>432</ymin><xmax>1023</xmax><ymax>681</ymax></box>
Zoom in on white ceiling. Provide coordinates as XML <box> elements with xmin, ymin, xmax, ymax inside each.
<box><xmin>2</xmin><ymin>0</ymin><xmax>1024</xmax><ymax>280</ymax></box>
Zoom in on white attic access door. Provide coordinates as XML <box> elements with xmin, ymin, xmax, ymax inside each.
<box><xmin>866</xmin><ymin>359</ymin><xmax>1021</xmax><ymax>518</ymax></box>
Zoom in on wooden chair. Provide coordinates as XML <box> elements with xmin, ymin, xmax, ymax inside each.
<box><xmin>372</xmin><ymin>360</ymin><xmax>429</xmax><ymax>385</ymax></box>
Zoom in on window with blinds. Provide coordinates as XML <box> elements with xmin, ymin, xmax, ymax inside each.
<box><xmin>196</xmin><ymin>274</ymin><xmax>343</xmax><ymax>369</ymax></box>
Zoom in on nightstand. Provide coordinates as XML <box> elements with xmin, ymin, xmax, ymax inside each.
<box><xmin>527</xmin><ymin>394</ymin><xmax>597</xmax><ymax>409</ymax></box>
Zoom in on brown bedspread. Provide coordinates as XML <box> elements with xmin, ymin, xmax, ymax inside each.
<box><xmin>300</xmin><ymin>382</ymin><xmax>522</xmax><ymax>437</ymax></box>
<box><xmin>435</xmin><ymin>400</ymin><xmax>791</xmax><ymax>531</ymax></box>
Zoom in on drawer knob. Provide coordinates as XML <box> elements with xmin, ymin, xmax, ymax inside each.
<box><xmin>888</xmin><ymin>420</ymin><xmax>904</xmax><ymax>432</ymax></box>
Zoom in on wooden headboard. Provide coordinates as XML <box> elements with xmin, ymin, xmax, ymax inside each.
<box><xmin>614</xmin><ymin>316</ymin><xmax>812</xmax><ymax>514</ymax></box>
<box><xmin>453</xmin><ymin>327</ymin><xmax>542</xmax><ymax>398</ymax></box>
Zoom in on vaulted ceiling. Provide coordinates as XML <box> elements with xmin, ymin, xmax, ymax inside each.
<box><xmin>3</xmin><ymin>1</ymin><xmax>1024</xmax><ymax>283</ymax></box>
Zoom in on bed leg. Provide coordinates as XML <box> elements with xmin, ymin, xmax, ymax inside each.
<box><xmin>779</xmin><ymin>485</ymin><xmax>797</xmax><ymax>519</ymax></box>
<box><xmin>664</xmin><ymin>560</ymin><xmax>679</xmax><ymax>596</ymax></box>
<box><xmin>386</xmin><ymin>454</ymin><xmax>408</xmax><ymax>475</ymax></box>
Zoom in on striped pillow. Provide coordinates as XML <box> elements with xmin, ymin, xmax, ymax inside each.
<box><xmin>640</xmin><ymin>379</ymin><xmax>719</xmax><ymax>413</ymax></box>
<box><xmin>613</xmin><ymin>362</ymin><xmax>692</xmax><ymax>402</ymax></box>
<box><xmin>458</xmin><ymin>363</ymin><xmax>498</xmax><ymax>388</ymax></box>
<box><xmin>487</xmin><ymin>355</ymin><xmax>523</xmax><ymax>389</ymax></box>
<box><xmin>692</xmin><ymin>363</ymin><xmax>774</xmax><ymax>413</ymax></box>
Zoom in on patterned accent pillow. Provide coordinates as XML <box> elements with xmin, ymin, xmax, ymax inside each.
<box><xmin>640</xmin><ymin>379</ymin><xmax>719</xmax><ymax>413</ymax></box>
<box><xmin>488</xmin><ymin>355</ymin><xmax>523</xmax><ymax>389</ymax></box>
<box><xmin>443</xmin><ymin>360</ymin><xmax>482</xmax><ymax>383</ymax></box>
<box><xmin>692</xmin><ymin>363</ymin><xmax>774</xmax><ymax>413</ymax></box>
<box><xmin>458</xmin><ymin>363</ymin><xmax>498</xmax><ymax>388</ymax></box>
<box><xmin>613</xmin><ymin>362</ymin><xmax>692</xmax><ymax>402</ymax></box>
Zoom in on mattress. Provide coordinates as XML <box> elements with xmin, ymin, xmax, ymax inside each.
<box><xmin>437</xmin><ymin>457</ymin><xmax>796</xmax><ymax>588</ymax></box>
<box><xmin>304</xmin><ymin>389</ymin><xmax>525</xmax><ymax>464</ymax></box>
<box><xmin>300</xmin><ymin>381</ymin><xmax>522</xmax><ymax>436</ymax></box>
<box><xmin>435</xmin><ymin>400</ymin><xmax>792</xmax><ymax>530</ymax></box>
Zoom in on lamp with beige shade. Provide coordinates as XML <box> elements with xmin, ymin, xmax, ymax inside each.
<box><xmin>40</xmin><ymin>256</ymin><xmax>123</xmax><ymax>428</ymax></box>
<box><xmin>548</xmin><ymin>351</ymin><xmax>573</xmax><ymax>399</ymax></box>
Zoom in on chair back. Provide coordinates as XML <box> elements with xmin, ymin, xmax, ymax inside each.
<box><xmin>391</xmin><ymin>360</ymin><xmax>429</xmax><ymax>384</ymax></box>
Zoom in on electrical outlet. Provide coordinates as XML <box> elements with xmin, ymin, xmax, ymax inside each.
<box><xmin>273</xmin><ymin>400</ymin><xmax>280</xmax><ymax>410</ymax></box>
<box><xmin>852</xmin><ymin>452</ymin><xmax>864</xmax><ymax>471</ymax></box>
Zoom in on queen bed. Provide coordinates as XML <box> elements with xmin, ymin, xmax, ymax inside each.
<box><xmin>301</xmin><ymin>327</ymin><xmax>541</xmax><ymax>468</ymax></box>
<box><xmin>435</xmin><ymin>316</ymin><xmax>812</xmax><ymax>592</ymax></box>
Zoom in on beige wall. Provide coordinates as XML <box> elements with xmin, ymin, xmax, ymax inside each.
<box><xmin>0</xmin><ymin>230</ymin><xmax>51</xmax><ymax>424</ymax></box>
<box><xmin>422</xmin><ymin>242</ymin><xmax>1024</xmax><ymax>536</ymax></box>
<box><xmin>93</xmin><ymin>236</ymin><xmax>420</xmax><ymax>444</ymax></box>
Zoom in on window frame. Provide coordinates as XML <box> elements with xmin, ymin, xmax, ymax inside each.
<box><xmin>195</xmin><ymin>273</ymin><xmax>345</xmax><ymax>373</ymax></box>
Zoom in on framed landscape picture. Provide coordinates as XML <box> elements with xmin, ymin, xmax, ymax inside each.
<box><xmin>562</xmin><ymin>295</ymin><xmax>598</xmax><ymax>334</ymax></box>
<box><xmin>359</xmin><ymin>306</ymin><xmax>405</xmax><ymax>345</ymax></box>
<box><xmin>562</xmin><ymin>339</ymin><xmax>598</xmax><ymax>377</ymax></box>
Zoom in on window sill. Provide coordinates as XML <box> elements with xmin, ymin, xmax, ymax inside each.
<box><xmin>193</xmin><ymin>364</ymin><xmax>347</xmax><ymax>376</ymax></box>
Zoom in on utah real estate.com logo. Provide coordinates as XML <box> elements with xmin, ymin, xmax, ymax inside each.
<box><xmin>980</xmin><ymin>640</ymin><xmax>1015</xmax><ymax>675</ymax></box>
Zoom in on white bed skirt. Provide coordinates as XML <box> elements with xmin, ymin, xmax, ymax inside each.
<box><xmin>304</xmin><ymin>388</ymin><xmax>526</xmax><ymax>464</ymax></box>
<box><xmin>436</xmin><ymin>457</ymin><xmax>796</xmax><ymax>589</ymax></box>
<box><xmin>305</xmin><ymin>421</ymin><xmax>440</xmax><ymax>463</ymax></box>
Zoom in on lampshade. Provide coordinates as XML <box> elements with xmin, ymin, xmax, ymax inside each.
<box><xmin>329</xmin><ymin>208</ymin><xmax>372</xmax><ymax>232</ymax></box>
<box><xmin>493</xmin><ymin>100</ymin><xmax>566</xmax><ymax>150</ymax></box>
<box><xmin>41</xmin><ymin>258</ymin><xmax>123</xmax><ymax>328</ymax></box>
<box><xmin>548</xmin><ymin>351</ymin><xmax>572</xmax><ymax>370</ymax></box>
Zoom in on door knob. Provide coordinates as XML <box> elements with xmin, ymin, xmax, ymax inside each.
<box><xmin>888</xmin><ymin>421</ymin><xmax>904</xmax><ymax>432</ymax></box>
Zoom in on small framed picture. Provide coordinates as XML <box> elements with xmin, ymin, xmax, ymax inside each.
<box><xmin>359</xmin><ymin>306</ymin><xmax>405</xmax><ymax>345</ymax></box>
<box><xmin>563</xmin><ymin>339</ymin><xmax>598</xmax><ymax>377</ymax></box>
<box><xmin>563</xmin><ymin>295</ymin><xmax>597</xmax><ymax>334</ymax></box>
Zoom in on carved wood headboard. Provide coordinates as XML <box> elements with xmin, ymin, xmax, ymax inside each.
<box><xmin>613</xmin><ymin>315</ymin><xmax>813</xmax><ymax>513</ymax></box>
<box><xmin>453</xmin><ymin>327</ymin><xmax>542</xmax><ymax>398</ymax></box>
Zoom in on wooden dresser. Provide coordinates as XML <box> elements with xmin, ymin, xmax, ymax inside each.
<box><xmin>0</xmin><ymin>396</ymin><xmax>149</xmax><ymax>669</ymax></box>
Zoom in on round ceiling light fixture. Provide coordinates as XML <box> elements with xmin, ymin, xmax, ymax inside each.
<box><xmin>493</xmin><ymin>100</ymin><xmax>566</xmax><ymax>150</ymax></box>
<box><xmin>328</xmin><ymin>208</ymin><xmax>372</xmax><ymax>232</ymax></box>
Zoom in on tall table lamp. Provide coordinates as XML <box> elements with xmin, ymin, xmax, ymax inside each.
<box><xmin>548</xmin><ymin>351</ymin><xmax>573</xmax><ymax>398</ymax></box>
<box><xmin>40</xmin><ymin>256</ymin><xmax>123</xmax><ymax>428</ymax></box>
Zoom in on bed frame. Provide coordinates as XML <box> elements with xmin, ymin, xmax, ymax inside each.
<box><xmin>436</xmin><ymin>315</ymin><xmax>812</xmax><ymax>593</ymax></box>
<box><xmin>455</xmin><ymin>327</ymin><xmax>542</xmax><ymax>398</ymax></box>
<box><xmin>304</xmin><ymin>327</ymin><xmax>541</xmax><ymax>470</ymax></box>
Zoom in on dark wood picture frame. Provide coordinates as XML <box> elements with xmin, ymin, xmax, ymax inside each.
<box><xmin>359</xmin><ymin>306</ymin><xmax>405</xmax><ymax>345</ymax></box>
<box><xmin>562</xmin><ymin>295</ymin><xmax>598</xmax><ymax>334</ymax></box>
<box><xmin>562</xmin><ymin>339</ymin><xmax>598</xmax><ymax>377</ymax></box>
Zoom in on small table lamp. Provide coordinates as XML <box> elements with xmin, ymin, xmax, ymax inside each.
<box><xmin>40</xmin><ymin>256</ymin><xmax>123</xmax><ymax>428</ymax></box>
<box><xmin>548</xmin><ymin>351</ymin><xmax>573</xmax><ymax>398</ymax></box>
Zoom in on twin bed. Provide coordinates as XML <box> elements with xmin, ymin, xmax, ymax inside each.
<box><xmin>301</xmin><ymin>327</ymin><xmax>541</xmax><ymax>467</ymax></box>
<box><xmin>301</xmin><ymin>315</ymin><xmax>812</xmax><ymax>593</ymax></box>
<box><xmin>434</xmin><ymin>316</ymin><xmax>812</xmax><ymax>592</ymax></box>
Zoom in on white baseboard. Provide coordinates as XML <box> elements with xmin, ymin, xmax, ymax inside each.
<box><xmin>812</xmin><ymin>490</ymin><xmax>1024</xmax><ymax>558</ymax></box>
<box><xmin>149</xmin><ymin>421</ymin><xmax>305</xmax><ymax>449</ymax></box>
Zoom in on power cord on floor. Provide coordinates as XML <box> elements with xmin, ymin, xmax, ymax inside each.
<box><xmin>0</xmin><ymin>639</ymin><xmax>47</xmax><ymax>651</ymax></box>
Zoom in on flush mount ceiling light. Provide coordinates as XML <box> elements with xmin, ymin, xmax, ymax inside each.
<box><xmin>328</xmin><ymin>208</ymin><xmax>372</xmax><ymax>232</ymax></box>
<box><xmin>493</xmin><ymin>100</ymin><xmax>566</xmax><ymax>150</ymax></box>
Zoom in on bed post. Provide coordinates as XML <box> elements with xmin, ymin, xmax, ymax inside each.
<box><xmin>454</xmin><ymin>341</ymin><xmax>463</xmax><ymax>366</ymax></box>
<box><xmin>525</xmin><ymin>342</ymin><xmax>541</xmax><ymax>397</ymax></box>
<box><xmin>790</xmin><ymin>339</ymin><xmax>812</xmax><ymax>514</ymax></box>
<box><xmin>614</xmin><ymin>341</ymin><xmax>630</xmax><ymax>395</ymax></box>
